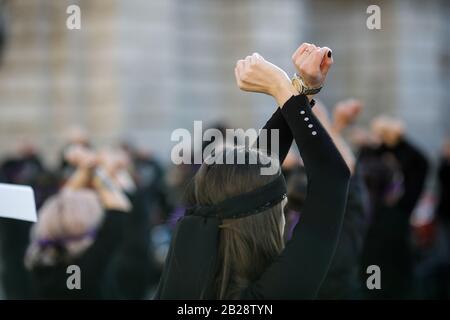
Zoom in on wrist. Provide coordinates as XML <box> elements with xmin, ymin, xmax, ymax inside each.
<box><xmin>292</xmin><ymin>73</ymin><xmax>322</xmax><ymax>97</ymax></box>
<box><xmin>298</xmin><ymin>72</ymin><xmax>321</xmax><ymax>89</ymax></box>
<box><xmin>271</xmin><ymin>80</ymin><xmax>298</xmax><ymax>107</ymax></box>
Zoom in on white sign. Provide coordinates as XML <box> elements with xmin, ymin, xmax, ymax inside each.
<box><xmin>0</xmin><ymin>183</ymin><xmax>37</xmax><ymax>222</ymax></box>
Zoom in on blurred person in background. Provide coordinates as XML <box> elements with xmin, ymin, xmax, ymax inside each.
<box><xmin>312</xmin><ymin>99</ymin><xmax>370</xmax><ymax>299</ymax></box>
<box><xmin>0</xmin><ymin>141</ymin><xmax>58</xmax><ymax>299</ymax></box>
<box><xmin>98</xmin><ymin>147</ymin><xmax>164</xmax><ymax>299</ymax></box>
<box><xmin>1</xmin><ymin>142</ymin><xmax>50</xmax><ymax>204</ymax></box>
<box><xmin>126</xmin><ymin>144</ymin><xmax>171</xmax><ymax>226</ymax></box>
<box><xmin>25</xmin><ymin>145</ymin><xmax>134</xmax><ymax>299</ymax></box>
<box><xmin>58</xmin><ymin>126</ymin><xmax>91</xmax><ymax>182</ymax></box>
<box><xmin>165</xmin><ymin>163</ymin><xmax>197</xmax><ymax>229</ymax></box>
<box><xmin>165</xmin><ymin>122</ymin><xmax>228</xmax><ymax>229</ymax></box>
<box><xmin>121</xmin><ymin>143</ymin><xmax>173</xmax><ymax>296</ymax></box>
<box><xmin>358</xmin><ymin>115</ymin><xmax>429</xmax><ymax>299</ymax></box>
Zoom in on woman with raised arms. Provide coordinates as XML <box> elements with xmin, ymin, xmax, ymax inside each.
<box><xmin>156</xmin><ymin>43</ymin><xmax>351</xmax><ymax>299</ymax></box>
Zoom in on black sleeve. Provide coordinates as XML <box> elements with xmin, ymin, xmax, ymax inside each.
<box><xmin>256</xmin><ymin>108</ymin><xmax>293</xmax><ymax>164</ymax></box>
<box><xmin>243</xmin><ymin>94</ymin><xmax>351</xmax><ymax>299</ymax></box>
<box><xmin>317</xmin><ymin>175</ymin><xmax>370</xmax><ymax>299</ymax></box>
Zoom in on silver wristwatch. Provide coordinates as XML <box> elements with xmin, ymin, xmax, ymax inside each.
<box><xmin>291</xmin><ymin>73</ymin><xmax>322</xmax><ymax>95</ymax></box>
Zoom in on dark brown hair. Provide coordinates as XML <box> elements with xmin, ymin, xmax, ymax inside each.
<box><xmin>189</xmin><ymin>146</ymin><xmax>285</xmax><ymax>299</ymax></box>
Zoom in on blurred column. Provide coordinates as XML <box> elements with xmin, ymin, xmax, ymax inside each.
<box><xmin>306</xmin><ymin>0</ymin><xmax>399</xmax><ymax>119</ymax></box>
<box><xmin>306</xmin><ymin>0</ymin><xmax>450</xmax><ymax>157</ymax></box>
<box><xmin>115</xmin><ymin>0</ymin><xmax>179</xmax><ymax>158</ymax></box>
<box><xmin>395</xmin><ymin>0</ymin><xmax>450</xmax><ymax>156</ymax></box>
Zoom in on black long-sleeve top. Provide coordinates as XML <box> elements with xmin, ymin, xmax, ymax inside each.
<box><xmin>241</xmin><ymin>94</ymin><xmax>350</xmax><ymax>299</ymax></box>
<box><xmin>377</xmin><ymin>139</ymin><xmax>428</xmax><ymax>215</ymax></box>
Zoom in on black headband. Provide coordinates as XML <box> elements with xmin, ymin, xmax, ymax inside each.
<box><xmin>155</xmin><ymin>172</ymin><xmax>287</xmax><ymax>299</ymax></box>
<box><xmin>186</xmin><ymin>173</ymin><xmax>287</xmax><ymax>220</ymax></box>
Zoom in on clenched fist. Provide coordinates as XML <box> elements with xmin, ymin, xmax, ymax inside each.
<box><xmin>333</xmin><ymin>98</ymin><xmax>364</xmax><ymax>132</ymax></box>
<box><xmin>235</xmin><ymin>53</ymin><xmax>297</xmax><ymax>106</ymax></box>
<box><xmin>64</xmin><ymin>145</ymin><xmax>97</xmax><ymax>169</ymax></box>
<box><xmin>292</xmin><ymin>43</ymin><xmax>333</xmax><ymax>89</ymax></box>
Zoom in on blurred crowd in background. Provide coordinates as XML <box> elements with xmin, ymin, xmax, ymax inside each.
<box><xmin>0</xmin><ymin>98</ymin><xmax>450</xmax><ymax>299</ymax></box>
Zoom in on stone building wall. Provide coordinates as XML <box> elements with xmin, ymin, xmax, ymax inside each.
<box><xmin>0</xmin><ymin>0</ymin><xmax>448</xmax><ymax>166</ymax></box>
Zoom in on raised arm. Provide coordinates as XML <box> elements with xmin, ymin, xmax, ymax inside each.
<box><xmin>239</xmin><ymin>53</ymin><xmax>296</xmax><ymax>164</ymax></box>
<box><xmin>61</xmin><ymin>146</ymin><xmax>132</xmax><ymax>280</ymax></box>
<box><xmin>256</xmin><ymin>108</ymin><xmax>293</xmax><ymax>164</ymax></box>
<box><xmin>251</xmin><ymin>94</ymin><xmax>350</xmax><ymax>299</ymax></box>
<box><xmin>235</xmin><ymin>45</ymin><xmax>350</xmax><ymax>299</ymax></box>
